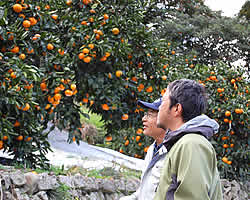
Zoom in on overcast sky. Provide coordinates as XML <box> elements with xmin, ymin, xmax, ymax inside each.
<box><xmin>204</xmin><ymin>0</ymin><xmax>246</xmax><ymax>17</ymax></box>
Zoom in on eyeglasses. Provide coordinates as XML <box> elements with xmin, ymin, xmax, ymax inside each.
<box><xmin>143</xmin><ymin>111</ymin><xmax>158</xmax><ymax>119</ymax></box>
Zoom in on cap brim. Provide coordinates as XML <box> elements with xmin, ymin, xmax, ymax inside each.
<box><xmin>137</xmin><ymin>100</ymin><xmax>159</xmax><ymax>111</ymax></box>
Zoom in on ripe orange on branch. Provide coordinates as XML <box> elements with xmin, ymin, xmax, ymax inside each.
<box><xmin>115</xmin><ymin>70</ymin><xmax>122</xmax><ymax>77</ymax></box>
<box><xmin>122</xmin><ymin>114</ymin><xmax>129</xmax><ymax>120</ymax></box>
<box><xmin>225</xmin><ymin>111</ymin><xmax>231</xmax><ymax>117</ymax></box>
<box><xmin>105</xmin><ymin>136</ymin><xmax>112</xmax><ymax>142</ymax></box>
<box><xmin>102</xmin><ymin>104</ymin><xmax>109</xmax><ymax>111</ymax></box>
<box><xmin>65</xmin><ymin>89</ymin><xmax>73</xmax><ymax>96</ymax></box>
<box><xmin>222</xmin><ymin>157</ymin><xmax>228</xmax><ymax>163</ymax></box>
<box><xmin>47</xmin><ymin>43</ymin><xmax>54</xmax><ymax>50</ymax></box>
<box><xmin>23</xmin><ymin>20</ymin><xmax>31</xmax><ymax>28</ymax></box>
<box><xmin>13</xmin><ymin>4</ymin><xmax>23</xmax><ymax>13</ymax></box>
<box><xmin>112</xmin><ymin>28</ymin><xmax>120</xmax><ymax>35</ymax></box>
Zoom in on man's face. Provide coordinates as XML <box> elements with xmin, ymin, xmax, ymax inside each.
<box><xmin>142</xmin><ymin>109</ymin><xmax>163</xmax><ymax>138</ymax></box>
<box><xmin>157</xmin><ymin>89</ymin><xmax>173</xmax><ymax>130</ymax></box>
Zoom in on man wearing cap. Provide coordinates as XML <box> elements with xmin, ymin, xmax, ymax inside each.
<box><xmin>120</xmin><ymin>98</ymin><xmax>167</xmax><ymax>200</ymax></box>
<box><xmin>154</xmin><ymin>79</ymin><xmax>223</xmax><ymax>200</ymax></box>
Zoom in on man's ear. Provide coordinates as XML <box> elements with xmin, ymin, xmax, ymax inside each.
<box><xmin>174</xmin><ymin>103</ymin><xmax>183</xmax><ymax>117</ymax></box>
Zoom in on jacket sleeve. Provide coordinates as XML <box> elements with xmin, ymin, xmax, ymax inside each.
<box><xmin>120</xmin><ymin>144</ymin><xmax>155</xmax><ymax>200</ymax></box>
<box><xmin>155</xmin><ymin>135</ymin><xmax>222</xmax><ymax>200</ymax></box>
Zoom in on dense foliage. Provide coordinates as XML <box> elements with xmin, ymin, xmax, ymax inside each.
<box><xmin>0</xmin><ymin>0</ymin><xmax>249</xmax><ymax>181</ymax></box>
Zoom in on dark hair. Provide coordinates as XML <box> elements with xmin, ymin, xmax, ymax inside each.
<box><xmin>168</xmin><ymin>79</ymin><xmax>207</xmax><ymax>122</ymax></box>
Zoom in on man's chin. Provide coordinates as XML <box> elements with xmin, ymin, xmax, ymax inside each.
<box><xmin>157</xmin><ymin>122</ymin><xmax>166</xmax><ymax>130</ymax></box>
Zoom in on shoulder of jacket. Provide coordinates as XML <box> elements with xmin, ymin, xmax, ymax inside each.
<box><xmin>175</xmin><ymin>133</ymin><xmax>212</xmax><ymax>148</ymax></box>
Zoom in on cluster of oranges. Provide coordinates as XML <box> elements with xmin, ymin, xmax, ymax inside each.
<box><xmin>40</xmin><ymin>79</ymin><xmax>78</xmax><ymax>115</ymax></box>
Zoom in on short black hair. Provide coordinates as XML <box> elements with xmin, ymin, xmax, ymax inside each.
<box><xmin>168</xmin><ymin>79</ymin><xmax>207</xmax><ymax>122</ymax></box>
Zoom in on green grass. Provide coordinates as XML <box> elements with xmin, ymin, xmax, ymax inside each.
<box><xmin>80</xmin><ymin>106</ymin><xmax>105</xmax><ymax>130</ymax></box>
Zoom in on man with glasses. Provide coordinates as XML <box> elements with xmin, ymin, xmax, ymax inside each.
<box><xmin>120</xmin><ymin>98</ymin><xmax>167</xmax><ymax>200</ymax></box>
<box><xmin>154</xmin><ymin>79</ymin><xmax>223</xmax><ymax>200</ymax></box>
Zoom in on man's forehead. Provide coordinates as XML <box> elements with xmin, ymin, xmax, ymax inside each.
<box><xmin>147</xmin><ymin>108</ymin><xmax>158</xmax><ymax>113</ymax></box>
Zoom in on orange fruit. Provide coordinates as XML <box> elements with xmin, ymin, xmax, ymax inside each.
<box><xmin>82</xmin><ymin>98</ymin><xmax>88</xmax><ymax>103</ymax></box>
<box><xmin>3</xmin><ymin>136</ymin><xmax>8</xmax><ymax>141</ymax></box>
<box><xmin>82</xmin><ymin>48</ymin><xmax>89</xmax><ymax>54</ymax></box>
<box><xmin>231</xmin><ymin>79</ymin><xmax>236</xmax><ymax>84</ymax></box>
<box><xmin>29</xmin><ymin>17</ymin><xmax>37</xmax><ymax>26</ymax></box>
<box><xmin>22</xmin><ymin>103</ymin><xmax>30</xmax><ymax>111</ymax></box>
<box><xmin>23</xmin><ymin>20</ymin><xmax>31</xmax><ymax>28</ymax></box>
<box><xmin>88</xmin><ymin>44</ymin><xmax>94</xmax><ymax>49</ymax></box>
<box><xmin>217</xmin><ymin>88</ymin><xmax>223</xmax><ymax>93</ymax></box>
<box><xmin>115</xmin><ymin>70</ymin><xmax>122</xmax><ymax>77</ymax></box>
<box><xmin>65</xmin><ymin>89</ymin><xmax>73</xmax><ymax>96</ymax></box>
<box><xmin>146</xmin><ymin>86</ymin><xmax>153</xmax><ymax>93</ymax></box>
<box><xmin>66</xmin><ymin>0</ymin><xmax>72</xmax><ymax>6</ymax></box>
<box><xmin>51</xmin><ymin>14</ymin><xmax>58</xmax><ymax>20</ymax></box>
<box><xmin>119</xmin><ymin>149</ymin><xmax>124</xmax><ymax>153</ymax></box>
<box><xmin>225</xmin><ymin>111</ymin><xmax>231</xmax><ymax>117</ymax></box>
<box><xmin>102</xmin><ymin>104</ymin><xmax>109</xmax><ymax>111</ymax></box>
<box><xmin>81</xmin><ymin>20</ymin><xmax>87</xmax><ymax>25</ymax></box>
<box><xmin>13</xmin><ymin>4</ymin><xmax>23</xmax><ymax>13</ymax></box>
<box><xmin>105</xmin><ymin>52</ymin><xmax>111</xmax><ymax>57</ymax></box>
<box><xmin>124</xmin><ymin>140</ymin><xmax>129</xmax><ymax>146</ymax></box>
<box><xmin>0</xmin><ymin>141</ymin><xmax>3</xmax><ymax>150</ymax></box>
<box><xmin>58</xmin><ymin>49</ymin><xmax>64</xmax><ymax>55</ymax></box>
<box><xmin>78</xmin><ymin>53</ymin><xmax>84</xmax><ymax>59</ymax></box>
<box><xmin>227</xmin><ymin>161</ymin><xmax>232</xmax><ymax>165</ymax></box>
<box><xmin>221</xmin><ymin>136</ymin><xmax>228</xmax><ymax>140</ymax></box>
<box><xmin>11</xmin><ymin>46</ymin><xmax>19</xmax><ymax>53</ymax></box>
<box><xmin>135</xmin><ymin>136</ymin><xmax>141</xmax><ymax>142</ymax></box>
<box><xmin>122</xmin><ymin>114</ymin><xmax>129</xmax><ymax>120</ymax></box>
<box><xmin>171</xmin><ymin>50</ymin><xmax>175</xmax><ymax>55</ymax></box>
<box><xmin>16</xmin><ymin>135</ymin><xmax>24</xmax><ymax>141</ymax></box>
<box><xmin>19</xmin><ymin>53</ymin><xmax>26</xmax><ymax>60</ymax></box>
<box><xmin>25</xmin><ymin>137</ymin><xmax>32</xmax><ymax>142</ymax></box>
<box><xmin>97</xmin><ymin>30</ymin><xmax>103</xmax><ymax>36</ymax></box>
<box><xmin>105</xmin><ymin>136</ymin><xmax>112</xmax><ymax>142</ymax></box>
<box><xmin>95</xmin><ymin>34</ymin><xmax>100</xmax><ymax>40</ymax></box>
<box><xmin>54</xmin><ymin>93</ymin><xmax>62</xmax><ymax>101</ymax></box>
<box><xmin>40</xmin><ymin>82</ymin><xmax>47</xmax><ymax>91</ymax></box>
<box><xmin>45</xmin><ymin>5</ymin><xmax>50</xmax><ymax>10</ymax></box>
<box><xmin>138</xmin><ymin>143</ymin><xmax>142</xmax><ymax>147</ymax></box>
<box><xmin>136</xmin><ymin>128</ymin><xmax>143</xmax><ymax>134</ymax></box>
<box><xmin>26</xmin><ymin>48</ymin><xmax>34</xmax><ymax>54</ymax></box>
<box><xmin>100</xmin><ymin>56</ymin><xmax>107</xmax><ymax>61</ymax></box>
<box><xmin>112</xmin><ymin>28</ymin><xmax>120</xmax><ymax>35</ymax></box>
<box><xmin>88</xmin><ymin>17</ymin><xmax>94</xmax><ymax>23</ymax></box>
<box><xmin>162</xmin><ymin>75</ymin><xmax>167</xmax><ymax>80</ymax></box>
<box><xmin>235</xmin><ymin>108</ymin><xmax>243</xmax><ymax>114</ymax></box>
<box><xmin>104</xmin><ymin>14</ymin><xmax>109</xmax><ymax>20</ymax></box>
<box><xmin>230</xmin><ymin>143</ymin><xmax>234</xmax><ymax>148</ymax></box>
<box><xmin>144</xmin><ymin>146</ymin><xmax>149</xmax><ymax>153</ymax></box>
<box><xmin>14</xmin><ymin>120</ymin><xmax>21</xmax><ymax>127</ymax></box>
<box><xmin>10</xmin><ymin>72</ymin><xmax>16</xmax><ymax>79</ymax></box>
<box><xmin>47</xmin><ymin>43</ymin><xmax>54</xmax><ymax>50</ymax></box>
<box><xmin>223</xmin><ymin>118</ymin><xmax>229</xmax><ymax>123</ymax></box>
<box><xmin>83</xmin><ymin>56</ymin><xmax>91</xmax><ymax>63</ymax></box>
<box><xmin>230</xmin><ymin>130</ymin><xmax>235</xmax><ymax>135</ymax></box>
<box><xmin>222</xmin><ymin>157</ymin><xmax>228</xmax><ymax>163</ymax></box>
<box><xmin>70</xmin><ymin>83</ymin><xmax>76</xmax><ymax>91</ymax></box>
<box><xmin>45</xmin><ymin>104</ymin><xmax>51</xmax><ymax>110</ymax></box>
<box><xmin>223</xmin><ymin>144</ymin><xmax>229</xmax><ymax>148</ymax></box>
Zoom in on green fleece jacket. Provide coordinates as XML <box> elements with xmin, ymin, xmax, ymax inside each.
<box><xmin>154</xmin><ymin>133</ymin><xmax>223</xmax><ymax>200</ymax></box>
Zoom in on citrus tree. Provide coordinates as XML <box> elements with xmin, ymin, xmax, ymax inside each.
<box><xmin>0</xmin><ymin>0</ymin><xmax>248</xmax><ymax>182</ymax></box>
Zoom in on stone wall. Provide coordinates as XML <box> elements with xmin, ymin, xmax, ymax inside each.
<box><xmin>0</xmin><ymin>169</ymin><xmax>248</xmax><ymax>200</ymax></box>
